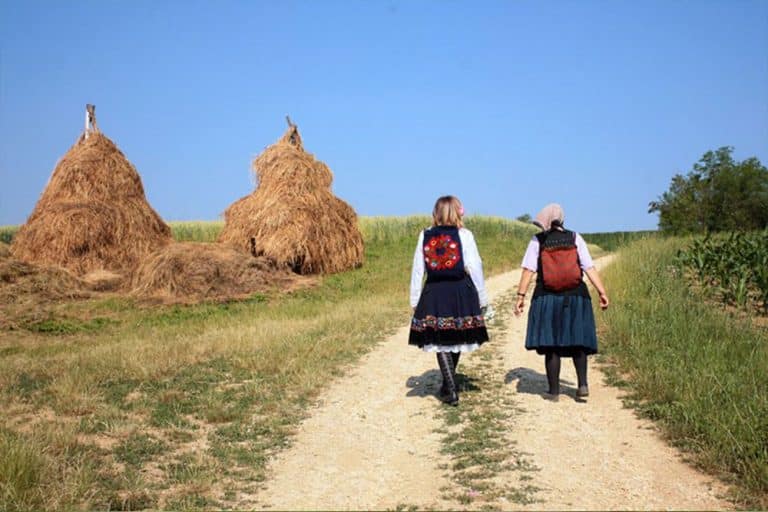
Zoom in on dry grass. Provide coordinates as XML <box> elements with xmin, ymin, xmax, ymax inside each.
<box><xmin>218</xmin><ymin>122</ymin><xmax>364</xmax><ymax>274</ymax></box>
<box><xmin>130</xmin><ymin>242</ymin><xmax>307</xmax><ymax>304</ymax></box>
<box><xmin>11</xmin><ymin>132</ymin><xmax>171</xmax><ymax>275</ymax></box>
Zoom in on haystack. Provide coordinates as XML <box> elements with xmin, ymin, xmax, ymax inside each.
<box><xmin>11</xmin><ymin>109</ymin><xmax>171</xmax><ymax>275</ymax></box>
<box><xmin>130</xmin><ymin>242</ymin><xmax>303</xmax><ymax>304</ymax></box>
<box><xmin>218</xmin><ymin>120</ymin><xmax>364</xmax><ymax>274</ymax></box>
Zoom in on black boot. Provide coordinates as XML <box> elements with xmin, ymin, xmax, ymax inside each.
<box><xmin>451</xmin><ymin>351</ymin><xmax>461</xmax><ymax>390</ymax></box>
<box><xmin>436</xmin><ymin>353</ymin><xmax>459</xmax><ymax>406</ymax></box>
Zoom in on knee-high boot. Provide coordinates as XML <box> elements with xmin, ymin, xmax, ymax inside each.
<box><xmin>436</xmin><ymin>352</ymin><xmax>459</xmax><ymax>406</ymax></box>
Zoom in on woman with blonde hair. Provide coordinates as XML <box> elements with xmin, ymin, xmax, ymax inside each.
<box><xmin>409</xmin><ymin>195</ymin><xmax>490</xmax><ymax>406</ymax></box>
<box><xmin>514</xmin><ymin>203</ymin><xmax>609</xmax><ymax>401</ymax></box>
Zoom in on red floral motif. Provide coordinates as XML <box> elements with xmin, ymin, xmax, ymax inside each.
<box><xmin>423</xmin><ymin>234</ymin><xmax>461</xmax><ymax>270</ymax></box>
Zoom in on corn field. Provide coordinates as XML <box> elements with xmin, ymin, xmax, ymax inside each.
<box><xmin>678</xmin><ymin>229</ymin><xmax>768</xmax><ymax>312</ymax></box>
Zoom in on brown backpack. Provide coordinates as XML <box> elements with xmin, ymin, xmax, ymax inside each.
<box><xmin>536</xmin><ymin>230</ymin><xmax>582</xmax><ymax>292</ymax></box>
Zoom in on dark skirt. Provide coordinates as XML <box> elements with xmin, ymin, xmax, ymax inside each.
<box><xmin>525</xmin><ymin>294</ymin><xmax>598</xmax><ymax>355</ymax></box>
<box><xmin>408</xmin><ymin>275</ymin><xmax>489</xmax><ymax>348</ymax></box>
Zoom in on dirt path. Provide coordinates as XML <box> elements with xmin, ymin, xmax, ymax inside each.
<box><xmin>500</xmin><ymin>256</ymin><xmax>729</xmax><ymax>510</ymax></box>
<box><xmin>250</xmin><ymin>257</ymin><xmax>730</xmax><ymax>510</ymax></box>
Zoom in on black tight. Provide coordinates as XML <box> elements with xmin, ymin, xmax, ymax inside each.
<box><xmin>544</xmin><ymin>349</ymin><xmax>588</xmax><ymax>394</ymax></box>
<box><xmin>544</xmin><ymin>351</ymin><xmax>561</xmax><ymax>394</ymax></box>
<box><xmin>451</xmin><ymin>351</ymin><xmax>461</xmax><ymax>370</ymax></box>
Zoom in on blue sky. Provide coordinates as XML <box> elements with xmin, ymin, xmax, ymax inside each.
<box><xmin>1</xmin><ymin>0</ymin><xmax>766</xmax><ymax>232</ymax></box>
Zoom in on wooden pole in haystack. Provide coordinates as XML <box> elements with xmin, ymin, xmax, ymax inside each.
<box><xmin>84</xmin><ymin>104</ymin><xmax>98</xmax><ymax>139</ymax></box>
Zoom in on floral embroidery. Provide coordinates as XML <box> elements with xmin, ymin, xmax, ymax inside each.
<box><xmin>423</xmin><ymin>234</ymin><xmax>461</xmax><ymax>270</ymax></box>
<box><xmin>411</xmin><ymin>315</ymin><xmax>486</xmax><ymax>332</ymax></box>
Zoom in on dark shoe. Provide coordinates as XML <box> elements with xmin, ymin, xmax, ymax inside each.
<box><xmin>440</xmin><ymin>388</ymin><xmax>459</xmax><ymax>406</ymax></box>
<box><xmin>543</xmin><ymin>392</ymin><xmax>560</xmax><ymax>402</ymax></box>
<box><xmin>576</xmin><ymin>385</ymin><xmax>589</xmax><ymax>397</ymax></box>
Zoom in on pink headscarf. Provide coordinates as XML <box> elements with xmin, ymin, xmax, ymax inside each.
<box><xmin>533</xmin><ymin>203</ymin><xmax>565</xmax><ymax>231</ymax></box>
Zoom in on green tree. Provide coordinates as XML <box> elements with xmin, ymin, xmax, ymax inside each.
<box><xmin>649</xmin><ymin>147</ymin><xmax>768</xmax><ymax>234</ymax></box>
<box><xmin>516</xmin><ymin>213</ymin><xmax>532</xmax><ymax>223</ymax></box>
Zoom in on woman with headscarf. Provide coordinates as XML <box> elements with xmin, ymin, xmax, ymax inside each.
<box><xmin>514</xmin><ymin>204</ymin><xmax>609</xmax><ymax>401</ymax></box>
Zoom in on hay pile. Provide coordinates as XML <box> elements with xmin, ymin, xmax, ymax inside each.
<box><xmin>0</xmin><ymin>242</ymin><xmax>10</xmax><ymax>259</ymax></box>
<box><xmin>218</xmin><ymin>121</ymin><xmax>364</xmax><ymax>274</ymax></box>
<box><xmin>131</xmin><ymin>242</ymin><xmax>304</xmax><ymax>304</ymax></box>
<box><xmin>11</xmin><ymin>131</ymin><xmax>171</xmax><ymax>275</ymax></box>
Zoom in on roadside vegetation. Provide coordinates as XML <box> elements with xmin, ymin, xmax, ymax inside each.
<box><xmin>597</xmin><ymin>237</ymin><xmax>768</xmax><ymax>508</ymax></box>
<box><xmin>0</xmin><ymin>216</ymin><xmax>535</xmax><ymax>510</ymax></box>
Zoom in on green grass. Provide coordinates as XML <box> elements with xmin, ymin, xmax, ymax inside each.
<box><xmin>435</xmin><ymin>290</ymin><xmax>541</xmax><ymax>507</ymax></box>
<box><xmin>597</xmin><ymin>237</ymin><xmax>768</xmax><ymax>508</ymax></box>
<box><xmin>0</xmin><ymin>215</ymin><xmax>535</xmax><ymax>510</ymax></box>
<box><xmin>0</xmin><ymin>225</ymin><xmax>17</xmax><ymax>244</ymax></box>
<box><xmin>168</xmin><ymin>220</ymin><xmax>223</xmax><ymax>242</ymax></box>
<box><xmin>582</xmin><ymin>230</ymin><xmax>658</xmax><ymax>251</ymax></box>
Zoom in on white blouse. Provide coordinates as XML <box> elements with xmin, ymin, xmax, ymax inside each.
<box><xmin>409</xmin><ymin>227</ymin><xmax>489</xmax><ymax>308</ymax></box>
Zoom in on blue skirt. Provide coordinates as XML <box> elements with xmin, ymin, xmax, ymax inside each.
<box><xmin>525</xmin><ymin>294</ymin><xmax>598</xmax><ymax>355</ymax></box>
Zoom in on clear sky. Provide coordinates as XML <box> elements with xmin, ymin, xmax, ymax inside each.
<box><xmin>1</xmin><ymin>0</ymin><xmax>766</xmax><ymax>232</ymax></box>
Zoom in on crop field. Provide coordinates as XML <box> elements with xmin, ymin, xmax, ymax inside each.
<box><xmin>678</xmin><ymin>229</ymin><xmax>768</xmax><ymax>313</ymax></box>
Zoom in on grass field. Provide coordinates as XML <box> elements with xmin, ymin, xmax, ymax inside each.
<box><xmin>597</xmin><ymin>237</ymin><xmax>768</xmax><ymax>508</ymax></box>
<box><xmin>581</xmin><ymin>230</ymin><xmax>658</xmax><ymax>252</ymax></box>
<box><xmin>0</xmin><ymin>216</ymin><xmax>535</xmax><ymax>510</ymax></box>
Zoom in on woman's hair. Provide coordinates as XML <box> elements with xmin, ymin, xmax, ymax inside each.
<box><xmin>432</xmin><ymin>195</ymin><xmax>464</xmax><ymax>228</ymax></box>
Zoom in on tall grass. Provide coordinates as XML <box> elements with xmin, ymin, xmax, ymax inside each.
<box><xmin>582</xmin><ymin>230</ymin><xmax>658</xmax><ymax>251</ymax></box>
<box><xmin>0</xmin><ymin>215</ymin><xmax>534</xmax><ymax>510</ymax></box>
<box><xmin>598</xmin><ymin>237</ymin><xmax>768</xmax><ymax>507</ymax></box>
<box><xmin>168</xmin><ymin>221</ymin><xmax>224</xmax><ymax>242</ymax></box>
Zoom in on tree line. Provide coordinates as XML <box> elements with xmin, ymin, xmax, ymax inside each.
<box><xmin>649</xmin><ymin>147</ymin><xmax>768</xmax><ymax>234</ymax></box>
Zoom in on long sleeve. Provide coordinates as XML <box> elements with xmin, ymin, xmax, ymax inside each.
<box><xmin>459</xmin><ymin>228</ymin><xmax>489</xmax><ymax>307</ymax></box>
<box><xmin>409</xmin><ymin>230</ymin><xmax>425</xmax><ymax>308</ymax></box>
<box><xmin>575</xmin><ymin>233</ymin><xmax>595</xmax><ymax>270</ymax></box>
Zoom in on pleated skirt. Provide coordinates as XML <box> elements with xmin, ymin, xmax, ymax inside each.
<box><xmin>408</xmin><ymin>275</ymin><xmax>489</xmax><ymax>350</ymax></box>
<box><xmin>525</xmin><ymin>294</ymin><xmax>598</xmax><ymax>355</ymax></box>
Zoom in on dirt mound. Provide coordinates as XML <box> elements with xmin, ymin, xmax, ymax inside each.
<box><xmin>11</xmin><ymin>128</ymin><xmax>171</xmax><ymax>275</ymax></box>
<box><xmin>130</xmin><ymin>242</ymin><xmax>305</xmax><ymax>304</ymax></box>
<box><xmin>218</xmin><ymin>120</ymin><xmax>364</xmax><ymax>274</ymax></box>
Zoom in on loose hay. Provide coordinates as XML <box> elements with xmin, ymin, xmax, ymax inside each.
<box><xmin>11</xmin><ymin>132</ymin><xmax>171</xmax><ymax>274</ymax></box>
<box><xmin>82</xmin><ymin>269</ymin><xmax>124</xmax><ymax>292</ymax></box>
<box><xmin>131</xmin><ymin>242</ymin><xmax>304</xmax><ymax>304</ymax></box>
<box><xmin>0</xmin><ymin>242</ymin><xmax>10</xmax><ymax>259</ymax></box>
<box><xmin>0</xmin><ymin>258</ymin><xmax>92</xmax><ymax>329</ymax></box>
<box><xmin>218</xmin><ymin>122</ymin><xmax>364</xmax><ymax>274</ymax></box>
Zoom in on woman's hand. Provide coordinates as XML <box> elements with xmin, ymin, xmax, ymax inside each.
<box><xmin>514</xmin><ymin>269</ymin><xmax>534</xmax><ymax>317</ymax></box>
<box><xmin>514</xmin><ymin>295</ymin><xmax>525</xmax><ymax>317</ymax></box>
<box><xmin>599</xmin><ymin>293</ymin><xmax>609</xmax><ymax>310</ymax></box>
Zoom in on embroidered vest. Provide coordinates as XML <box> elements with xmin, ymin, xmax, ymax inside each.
<box><xmin>423</xmin><ymin>226</ymin><xmax>465</xmax><ymax>281</ymax></box>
